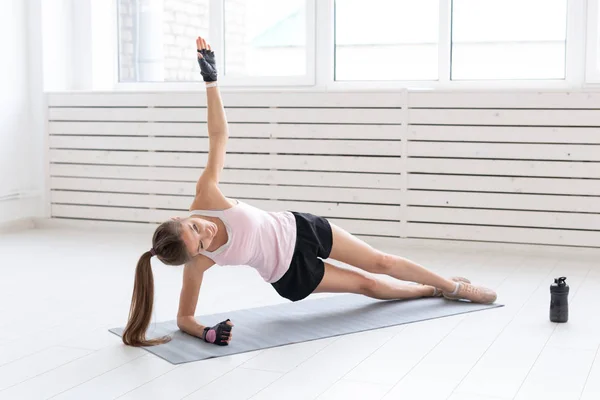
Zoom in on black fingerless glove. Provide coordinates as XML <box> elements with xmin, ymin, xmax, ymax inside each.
<box><xmin>202</xmin><ymin>319</ymin><xmax>231</xmax><ymax>346</ymax></box>
<box><xmin>197</xmin><ymin>49</ymin><xmax>218</xmax><ymax>82</ymax></box>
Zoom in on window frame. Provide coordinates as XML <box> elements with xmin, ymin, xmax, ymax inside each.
<box><xmin>585</xmin><ymin>0</ymin><xmax>600</xmax><ymax>84</ymax></box>
<box><xmin>326</xmin><ymin>0</ymin><xmax>585</xmax><ymax>91</ymax></box>
<box><xmin>107</xmin><ymin>0</ymin><xmax>591</xmax><ymax>91</ymax></box>
<box><xmin>114</xmin><ymin>0</ymin><xmax>316</xmax><ymax>90</ymax></box>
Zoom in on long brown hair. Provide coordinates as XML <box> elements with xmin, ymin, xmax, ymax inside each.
<box><xmin>122</xmin><ymin>220</ymin><xmax>191</xmax><ymax>347</ymax></box>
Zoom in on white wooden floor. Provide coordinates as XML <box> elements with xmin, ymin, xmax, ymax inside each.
<box><xmin>1</xmin><ymin>225</ymin><xmax>600</xmax><ymax>400</ymax></box>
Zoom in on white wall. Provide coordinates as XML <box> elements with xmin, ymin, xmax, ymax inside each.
<box><xmin>41</xmin><ymin>0</ymin><xmax>73</xmax><ymax>91</ymax></box>
<box><xmin>0</xmin><ymin>0</ymin><xmax>44</xmax><ymax>225</ymax></box>
<box><xmin>41</xmin><ymin>0</ymin><xmax>117</xmax><ymax>92</ymax></box>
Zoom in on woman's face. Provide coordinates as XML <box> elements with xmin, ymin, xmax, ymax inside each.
<box><xmin>179</xmin><ymin>216</ymin><xmax>218</xmax><ymax>257</ymax></box>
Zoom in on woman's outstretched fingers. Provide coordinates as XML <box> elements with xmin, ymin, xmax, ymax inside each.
<box><xmin>196</xmin><ymin>36</ymin><xmax>208</xmax><ymax>58</ymax></box>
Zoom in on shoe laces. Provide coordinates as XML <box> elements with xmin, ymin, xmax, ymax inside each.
<box><xmin>460</xmin><ymin>283</ymin><xmax>480</xmax><ymax>295</ymax></box>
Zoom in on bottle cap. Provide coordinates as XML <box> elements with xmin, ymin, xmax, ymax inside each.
<box><xmin>551</xmin><ymin>276</ymin><xmax>569</xmax><ymax>293</ymax></box>
<box><xmin>555</xmin><ymin>277</ymin><xmax>567</xmax><ymax>286</ymax></box>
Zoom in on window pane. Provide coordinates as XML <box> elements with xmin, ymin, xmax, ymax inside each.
<box><xmin>335</xmin><ymin>0</ymin><xmax>439</xmax><ymax>81</ymax></box>
<box><xmin>593</xmin><ymin>3</ymin><xmax>600</xmax><ymax>81</ymax></box>
<box><xmin>118</xmin><ymin>0</ymin><xmax>210</xmax><ymax>82</ymax></box>
<box><xmin>224</xmin><ymin>0</ymin><xmax>307</xmax><ymax>77</ymax></box>
<box><xmin>451</xmin><ymin>0</ymin><xmax>567</xmax><ymax>80</ymax></box>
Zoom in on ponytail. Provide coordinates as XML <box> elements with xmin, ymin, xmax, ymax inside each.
<box><xmin>122</xmin><ymin>219</ymin><xmax>189</xmax><ymax>346</ymax></box>
<box><xmin>122</xmin><ymin>251</ymin><xmax>171</xmax><ymax>347</ymax></box>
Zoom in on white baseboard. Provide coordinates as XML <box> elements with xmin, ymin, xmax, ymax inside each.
<box><xmin>0</xmin><ymin>196</ymin><xmax>41</xmax><ymax>233</ymax></box>
<box><xmin>32</xmin><ymin>217</ymin><xmax>600</xmax><ymax>258</ymax></box>
<box><xmin>394</xmin><ymin>237</ymin><xmax>600</xmax><ymax>258</ymax></box>
<box><xmin>33</xmin><ymin>217</ymin><xmax>158</xmax><ymax>234</ymax></box>
<box><xmin>0</xmin><ymin>218</ymin><xmax>35</xmax><ymax>233</ymax></box>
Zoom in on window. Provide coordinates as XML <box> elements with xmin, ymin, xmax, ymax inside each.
<box><xmin>117</xmin><ymin>0</ymin><xmax>313</xmax><ymax>84</ymax></box>
<box><xmin>586</xmin><ymin>0</ymin><xmax>600</xmax><ymax>83</ymax></box>
<box><xmin>451</xmin><ymin>0</ymin><xmax>568</xmax><ymax>80</ymax></box>
<box><xmin>109</xmin><ymin>0</ymin><xmax>586</xmax><ymax>88</ymax></box>
<box><xmin>223</xmin><ymin>0</ymin><xmax>309</xmax><ymax>78</ymax></box>
<box><xmin>334</xmin><ymin>0</ymin><xmax>440</xmax><ymax>81</ymax></box>
<box><xmin>117</xmin><ymin>0</ymin><xmax>210</xmax><ymax>82</ymax></box>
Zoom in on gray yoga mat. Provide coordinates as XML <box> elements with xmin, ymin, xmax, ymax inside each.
<box><xmin>109</xmin><ymin>294</ymin><xmax>502</xmax><ymax>365</ymax></box>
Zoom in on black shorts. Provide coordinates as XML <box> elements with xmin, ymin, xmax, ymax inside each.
<box><xmin>271</xmin><ymin>212</ymin><xmax>333</xmax><ymax>302</ymax></box>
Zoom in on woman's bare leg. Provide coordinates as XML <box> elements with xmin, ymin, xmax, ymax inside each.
<box><xmin>327</xmin><ymin>223</ymin><xmax>457</xmax><ymax>291</ymax></box>
<box><xmin>314</xmin><ymin>262</ymin><xmax>437</xmax><ymax>300</ymax></box>
<box><xmin>326</xmin><ymin>223</ymin><xmax>497</xmax><ymax>304</ymax></box>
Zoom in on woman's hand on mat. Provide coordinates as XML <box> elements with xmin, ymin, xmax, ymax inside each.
<box><xmin>202</xmin><ymin>319</ymin><xmax>233</xmax><ymax>346</ymax></box>
<box><xmin>196</xmin><ymin>36</ymin><xmax>217</xmax><ymax>82</ymax></box>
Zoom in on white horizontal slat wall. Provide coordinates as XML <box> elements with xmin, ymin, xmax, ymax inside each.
<box><xmin>47</xmin><ymin>91</ymin><xmax>404</xmax><ymax>239</ymax></box>
<box><xmin>406</xmin><ymin>91</ymin><xmax>600</xmax><ymax>247</ymax></box>
<box><xmin>46</xmin><ymin>90</ymin><xmax>600</xmax><ymax>249</ymax></box>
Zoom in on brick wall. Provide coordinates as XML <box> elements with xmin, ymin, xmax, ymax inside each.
<box><xmin>118</xmin><ymin>0</ymin><xmax>246</xmax><ymax>82</ymax></box>
<box><xmin>118</xmin><ymin>0</ymin><xmax>136</xmax><ymax>81</ymax></box>
<box><xmin>162</xmin><ymin>0</ymin><xmax>209</xmax><ymax>81</ymax></box>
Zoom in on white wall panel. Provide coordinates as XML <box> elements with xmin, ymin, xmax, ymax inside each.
<box><xmin>47</xmin><ymin>92</ymin><xmax>403</xmax><ymax>239</ymax></box>
<box><xmin>46</xmin><ymin>90</ymin><xmax>600</xmax><ymax>247</ymax></box>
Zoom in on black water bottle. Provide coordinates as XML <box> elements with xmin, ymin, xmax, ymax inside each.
<box><xmin>550</xmin><ymin>277</ymin><xmax>569</xmax><ymax>323</ymax></box>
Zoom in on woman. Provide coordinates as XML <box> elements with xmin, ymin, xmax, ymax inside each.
<box><xmin>122</xmin><ymin>37</ymin><xmax>497</xmax><ymax>348</ymax></box>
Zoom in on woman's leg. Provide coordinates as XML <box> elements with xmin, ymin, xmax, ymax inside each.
<box><xmin>326</xmin><ymin>223</ymin><xmax>497</xmax><ymax>304</ymax></box>
<box><xmin>314</xmin><ymin>262</ymin><xmax>437</xmax><ymax>300</ymax></box>
<box><xmin>327</xmin><ymin>223</ymin><xmax>457</xmax><ymax>291</ymax></box>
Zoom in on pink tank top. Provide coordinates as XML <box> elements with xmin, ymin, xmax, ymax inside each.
<box><xmin>190</xmin><ymin>201</ymin><xmax>297</xmax><ymax>283</ymax></box>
